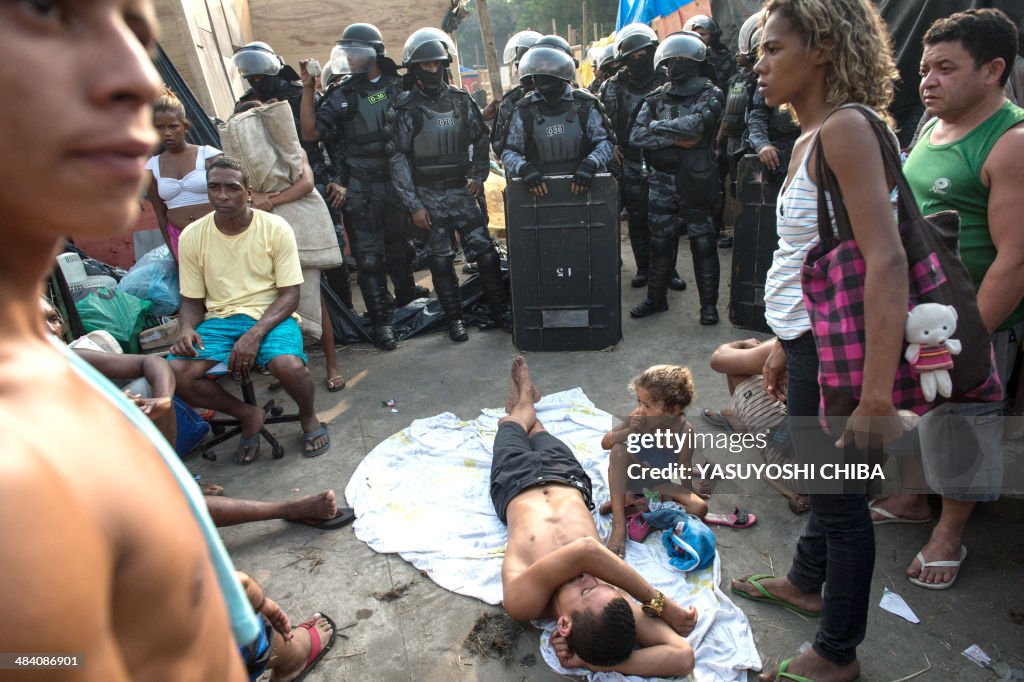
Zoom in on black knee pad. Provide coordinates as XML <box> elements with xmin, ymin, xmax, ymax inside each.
<box><xmin>690</xmin><ymin>234</ymin><xmax>717</xmax><ymax>260</ymax></box>
<box><xmin>650</xmin><ymin>234</ymin><xmax>677</xmax><ymax>257</ymax></box>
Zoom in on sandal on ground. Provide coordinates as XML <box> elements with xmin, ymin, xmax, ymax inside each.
<box><xmin>907</xmin><ymin>545</ymin><xmax>966</xmax><ymax>590</ymax></box>
<box><xmin>234</xmin><ymin>434</ymin><xmax>261</xmax><ymax>465</ymax></box>
<box><xmin>199</xmin><ymin>484</ymin><xmax>224</xmax><ymax>496</ymax></box>
<box><xmin>700</xmin><ymin>408</ymin><xmax>737</xmax><ymax>433</ymax></box>
<box><xmin>288</xmin><ymin>507</ymin><xmax>355</xmax><ymax>530</ymax></box>
<box><xmin>302</xmin><ymin>423</ymin><xmax>331</xmax><ymax>458</ymax></box>
<box><xmin>293</xmin><ymin>613</ymin><xmax>337</xmax><ymax>681</ymax></box>
<box><xmin>769</xmin><ymin>657</ymin><xmax>861</xmax><ymax>682</ymax></box>
<box><xmin>730</xmin><ymin>574</ymin><xmax>821</xmax><ymax>617</ymax></box>
<box><xmin>868</xmin><ymin>498</ymin><xmax>932</xmax><ymax>525</ymax></box>
<box><xmin>705</xmin><ymin>507</ymin><xmax>757</xmax><ymax>529</ymax></box>
<box><xmin>326</xmin><ymin>376</ymin><xmax>346</xmax><ymax>392</ymax></box>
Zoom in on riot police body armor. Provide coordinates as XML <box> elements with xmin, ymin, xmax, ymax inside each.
<box><xmin>629</xmin><ymin>32</ymin><xmax>724</xmax><ymax>324</ymax></box>
<box><xmin>389</xmin><ymin>29</ymin><xmax>511</xmax><ymax>342</ymax></box>
<box><xmin>306</xmin><ymin>23</ymin><xmax>416</xmax><ymax>350</ymax></box>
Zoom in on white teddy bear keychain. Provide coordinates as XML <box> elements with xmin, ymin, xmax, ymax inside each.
<box><xmin>904</xmin><ymin>303</ymin><xmax>961</xmax><ymax>402</ymax></box>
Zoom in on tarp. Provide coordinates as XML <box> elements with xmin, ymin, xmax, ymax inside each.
<box><xmin>617</xmin><ymin>0</ymin><xmax>696</xmax><ymax>30</ymax></box>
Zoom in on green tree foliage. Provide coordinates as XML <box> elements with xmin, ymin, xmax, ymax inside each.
<box><xmin>453</xmin><ymin>0</ymin><xmax>617</xmax><ymax>69</ymax></box>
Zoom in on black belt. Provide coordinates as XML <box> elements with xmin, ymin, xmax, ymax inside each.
<box><xmin>416</xmin><ymin>177</ymin><xmax>466</xmax><ymax>191</ymax></box>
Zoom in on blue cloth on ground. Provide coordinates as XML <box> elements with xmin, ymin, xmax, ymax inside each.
<box><xmin>167</xmin><ymin>314</ymin><xmax>307</xmax><ymax>366</ymax></box>
<box><xmin>57</xmin><ymin>339</ymin><xmax>260</xmax><ymax>647</ymax></box>
<box><xmin>643</xmin><ymin>502</ymin><xmax>717</xmax><ymax>572</ymax></box>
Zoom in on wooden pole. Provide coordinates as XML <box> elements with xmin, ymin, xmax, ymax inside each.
<box><xmin>552</xmin><ymin>18</ymin><xmax>557</xmax><ymax>35</ymax></box>
<box><xmin>582</xmin><ymin>2</ymin><xmax>589</xmax><ymax>47</ymax></box>
<box><xmin>475</xmin><ymin>0</ymin><xmax>504</xmax><ymax>100</ymax></box>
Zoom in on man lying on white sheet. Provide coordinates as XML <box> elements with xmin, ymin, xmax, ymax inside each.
<box><xmin>491</xmin><ymin>357</ymin><xmax>697</xmax><ymax>676</ymax></box>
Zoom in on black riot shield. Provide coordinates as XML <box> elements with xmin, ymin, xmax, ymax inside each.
<box><xmin>728</xmin><ymin>154</ymin><xmax>781</xmax><ymax>333</ymax></box>
<box><xmin>506</xmin><ymin>174</ymin><xmax>621</xmax><ymax>351</ymax></box>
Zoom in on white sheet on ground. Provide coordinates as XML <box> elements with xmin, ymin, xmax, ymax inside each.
<box><xmin>345</xmin><ymin>388</ymin><xmax>761</xmax><ymax>681</ymax></box>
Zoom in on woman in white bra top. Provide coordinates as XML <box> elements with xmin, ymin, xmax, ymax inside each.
<box><xmin>144</xmin><ymin>89</ymin><xmax>222</xmax><ymax>259</ymax></box>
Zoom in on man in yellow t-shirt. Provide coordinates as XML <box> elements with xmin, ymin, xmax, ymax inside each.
<box><xmin>169</xmin><ymin>156</ymin><xmax>329</xmax><ymax>463</ymax></box>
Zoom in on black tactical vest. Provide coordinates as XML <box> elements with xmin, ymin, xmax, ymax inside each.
<box><xmin>410</xmin><ymin>91</ymin><xmax>470</xmax><ymax>185</ymax></box>
<box><xmin>608</xmin><ymin>72</ymin><xmax>664</xmax><ymax>161</ymax></box>
<box><xmin>490</xmin><ymin>85</ymin><xmax>527</xmax><ymax>154</ymax></box>
<box><xmin>523</xmin><ymin>96</ymin><xmax>591</xmax><ymax>174</ymax></box>
<box><xmin>721</xmin><ymin>71</ymin><xmax>754</xmax><ymax>137</ymax></box>
<box><xmin>341</xmin><ymin>76</ymin><xmax>398</xmax><ymax>157</ymax></box>
<box><xmin>646</xmin><ymin>81</ymin><xmax>716</xmax><ymax>174</ymax></box>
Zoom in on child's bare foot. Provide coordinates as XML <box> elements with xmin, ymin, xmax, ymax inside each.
<box><xmin>607</xmin><ymin>520</ymin><xmax>627</xmax><ymax>559</ymax></box>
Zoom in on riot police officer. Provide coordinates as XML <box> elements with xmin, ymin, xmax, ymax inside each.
<box><xmin>683</xmin><ymin>15</ymin><xmax>736</xmax><ymax>90</ymax></box>
<box><xmin>716</xmin><ymin>11</ymin><xmax>763</xmax><ymax>248</ymax></box>
<box><xmin>601</xmin><ymin>23</ymin><xmax>685</xmax><ymax>291</ymax></box>
<box><xmin>587</xmin><ymin>44</ymin><xmax>616</xmax><ymax>95</ymax></box>
<box><xmin>500</xmin><ymin>47</ymin><xmax>614</xmax><ymax>195</ymax></box>
<box><xmin>630</xmin><ymin>32</ymin><xmax>724</xmax><ymax>324</ymax></box>
<box><xmin>298</xmin><ymin>23</ymin><xmax>415</xmax><ymax>351</ymax></box>
<box><xmin>490</xmin><ymin>30</ymin><xmax>543</xmax><ymax>157</ymax></box>
<box><xmin>742</xmin><ymin>14</ymin><xmax>799</xmax><ymax>180</ymax></box>
<box><xmin>388</xmin><ymin>29</ymin><xmax>512</xmax><ymax>342</ymax></box>
<box><xmin>233</xmin><ymin>42</ymin><xmax>320</xmax><ymax>162</ymax></box>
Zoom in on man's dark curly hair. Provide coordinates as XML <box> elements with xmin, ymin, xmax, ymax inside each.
<box><xmin>566</xmin><ymin>597</ymin><xmax>636</xmax><ymax>666</ymax></box>
<box><xmin>924</xmin><ymin>8</ymin><xmax>1018</xmax><ymax>86</ymax></box>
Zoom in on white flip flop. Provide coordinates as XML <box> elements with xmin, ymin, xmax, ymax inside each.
<box><xmin>869</xmin><ymin>498</ymin><xmax>932</xmax><ymax>525</ymax></box>
<box><xmin>907</xmin><ymin>545</ymin><xmax>967</xmax><ymax>590</ymax></box>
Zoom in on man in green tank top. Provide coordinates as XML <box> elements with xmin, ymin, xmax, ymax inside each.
<box><xmin>882</xmin><ymin>9</ymin><xmax>1024</xmax><ymax>590</ymax></box>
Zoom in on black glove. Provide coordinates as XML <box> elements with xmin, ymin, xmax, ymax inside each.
<box><xmin>519</xmin><ymin>163</ymin><xmax>545</xmax><ymax>191</ymax></box>
<box><xmin>572</xmin><ymin>158</ymin><xmax>599</xmax><ymax>190</ymax></box>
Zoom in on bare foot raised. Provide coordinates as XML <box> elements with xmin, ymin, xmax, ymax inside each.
<box><xmin>759</xmin><ymin>649</ymin><xmax>860</xmax><ymax>682</ymax></box>
<box><xmin>283</xmin><ymin>490</ymin><xmax>337</xmax><ymax>522</ymax></box>
<box><xmin>511</xmin><ymin>356</ymin><xmax>541</xmax><ymax>403</ymax></box>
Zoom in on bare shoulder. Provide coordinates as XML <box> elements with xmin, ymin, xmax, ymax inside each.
<box><xmin>818</xmin><ymin>107</ymin><xmax>881</xmax><ymax>155</ymax></box>
<box><xmin>984</xmin><ymin>122</ymin><xmax>1024</xmax><ymax>177</ymax></box>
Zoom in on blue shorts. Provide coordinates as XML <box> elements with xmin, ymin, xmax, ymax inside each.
<box><xmin>168</xmin><ymin>315</ymin><xmax>307</xmax><ymax>367</ymax></box>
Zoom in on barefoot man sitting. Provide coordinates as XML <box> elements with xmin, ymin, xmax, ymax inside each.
<box><xmin>493</xmin><ymin>357</ymin><xmax>697</xmax><ymax>676</ymax></box>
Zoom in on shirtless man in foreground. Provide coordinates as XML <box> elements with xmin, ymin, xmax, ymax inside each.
<box><xmin>494</xmin><ymin>357</ymin><xmax>697</xmax><ymax>676</ymax></box>
<box><xmin>0</xmin><ymin>2</ymin><xmax>249</xmax><ymax>679</ymax></box>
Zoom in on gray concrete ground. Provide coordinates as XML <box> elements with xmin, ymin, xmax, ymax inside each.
<box><xmin>189</xmin><ymin>235</ymin><xmax>1024</xmax><ymax>681</ymax></box>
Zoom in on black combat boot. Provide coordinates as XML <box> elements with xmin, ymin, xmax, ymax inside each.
<box><xmin>667</xmin><ymin>242</ymin><xmax>687</xmax><ymax>291</ymax></box>
<box><xmin>628</xmin><ymin>220</ymin><xmax>651</xmax><ymax>288</ymax></box>
<box><xmin>475</xmin><ymin>248</ymin><xmax>513</xmax><ymax>332</ymax></box>
<box><xmin>690</xmin><ymin>233</ymin><xmax>720</xmax><ymax>325</ymax></box>
<box><xmin>631</xmin><ymin>233</ymin><xmax>676</xmax><ymax>318</ymax></box>
<box><xmin>358</xmin><ymin>257</ymin><xmax>397</xmax><ymax>350</ymax></box>
<box><xmin>429</xmin><ymin>256</ymin><xmax>469</xmax><ymax>342</ymax></box>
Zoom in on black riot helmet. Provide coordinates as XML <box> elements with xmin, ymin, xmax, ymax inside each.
<box><xmin>737</xmin><ymin>10</ymin><xmax>765</xmax><ymax>65</ymax></box>
<box><xmin>503</xmin><ymin>30</ymin><xmax>543</xmax><ymax>65</ymax></box>
<box><xmin>654</xmin><ymin>31</ymin><xmax>708</xmax><ymax>69</ymax></box>
<box><xmin>684</xmin><ymin>15</ymin><xmax>722</xmax><ymax>45</ymax></box>
<box><xmin>402</xmin><ymin>28</ymin><xmax>455</xmax><ymax>66</ymax></box>
<box><xmin>534</xmin><ymin>34</ymin><xmax>579</xmax><ymax>68</ymax></box>
<box><xmin>614</xmin><ymin>23</ymin><xmax>658</xmax><ymax>60</ymax></box>
<box><xmin>232</xmin><ymin>42</ymin><xmax>284</xmax><ymax>78</ymax></box>
<box><xmin>518</xmin><ymin>46</ymin><xmax>576</xmax><ymax>83</ymax></box>
<box><xmin>339</xmin><ymin>22</ymin><xmax>386</xmax><ymax>56</ymax></box>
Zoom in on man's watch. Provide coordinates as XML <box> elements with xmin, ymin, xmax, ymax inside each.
<box><xmin>641</xmin><ymin>590</ymin><xmax>665</xmax><ymax>618</ymax></box>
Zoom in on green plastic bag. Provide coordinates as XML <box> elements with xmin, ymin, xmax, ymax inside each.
<box><xmin>75</xmin><ymin>287</ymin><xmax>152</xmax><ymax>354</ymax></box>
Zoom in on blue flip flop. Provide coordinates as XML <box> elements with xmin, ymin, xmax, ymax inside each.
<box><xmin>302</xmin><ymin>423</ymin><xmax>331</xmax><ymax>458</ymax></box>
